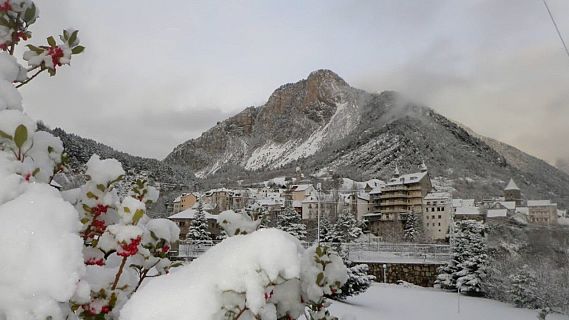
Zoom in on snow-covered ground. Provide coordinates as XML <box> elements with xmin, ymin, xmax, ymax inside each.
<box><xmin>330</xmin><ymin>284</ymin><xmax>569</xmax><ymax>320</ymax></box>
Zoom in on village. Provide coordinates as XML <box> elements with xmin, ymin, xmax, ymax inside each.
<box><xmin>166</xmin><ymin>163</ymin><xmax>568</xmax><ymax>244</ymax></box>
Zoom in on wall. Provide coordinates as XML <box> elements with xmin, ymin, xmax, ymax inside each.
<box><xmin>365</xmin><ymin>262</ymin><xmax>443</xmax><ymax>287</ymax></box>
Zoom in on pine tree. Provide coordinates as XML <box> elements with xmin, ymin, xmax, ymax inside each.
<box><xmin>509</xmin><ymin>265</ymin><xmax>540</xmax><ymax>309</ymax></box>
<box><xmin>277</xmin><ymin>205</ymin><xmax>307</xmax><ymax>240</ymax></box>
<box><xmin>403</xmin><ymin>213</ymin><xmax>418</xmax><ymax>242</ymax></box>
<box><xmin>436</xmin><ymin>220</ymin><xmax>488</xmax><ymax>296</ymax></box>
<box><xmin>187</xmin><ymin>201</ymin><xmax>212</xmax><ymax>241</ymax></box>
<box><xmin>332</xmin><ymin>263</ymin><xmax>375</xmax><ymax>300</ymax></box>
<box><xmin>318</xmin><ymin>215</ymin><xmax>333</xmax><ymax>242</ymax></box>
<box><xmin>331</xmin><ymin>210</ymin><xmax>362</xmax><ymax>243</ymax></box>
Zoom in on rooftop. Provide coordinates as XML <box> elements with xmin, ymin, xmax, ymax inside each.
<box><xmin>504</xmin><ymin>178</ymin><xmax>520</xmax><ymax>191</ymax></box>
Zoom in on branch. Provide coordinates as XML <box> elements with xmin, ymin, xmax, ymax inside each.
<box><xmin>112</xmin><ymin>256</ymin><xmax>128</xmax><ymax>290</ymax></box>
<box><xmin>16</xmin><ymin>68</ymin><xmax>45</xmax><ymax>88</ymax></box>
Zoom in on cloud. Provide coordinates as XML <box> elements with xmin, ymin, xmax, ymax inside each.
<box><xmin>14</xmin><ymin>0</ymin><xmax>569</xmax><ymax>165</ymax></box>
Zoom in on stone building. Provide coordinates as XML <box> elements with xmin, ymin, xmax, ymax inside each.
<box><xmin>504</xmin><ymin>178</ymin><xmax>523</xmax><ymax>206</ymax></box>
<box><xmin>527</xmin><ymin>200</ymin><xmax>558</xmax><ymax>225</ymax></box>
<box><xmin>172</xmin><ymin>192</ymin><xmax>199</xmax><ymax>214</ymax></box>
<box><xmin>203</xmin><ymin>188</ymin><xmax>234</xmax><ymax>213</ymax></box>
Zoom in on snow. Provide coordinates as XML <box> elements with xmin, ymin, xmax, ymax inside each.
<box><xmin>85</xmin><ymin>154</ymin><xmax>125</xmax><ymax>186</ymax></box>
<box><xmin>505</xmin><ymin>178</ymin><xmax>520</xmax><ymax>191</ymax></box>
<box><xmin>453</xmin><ymin>199</ymin><xmax>476</xmax><ymax>208</ymax></box>
<box><xmin>121</xmin><ymin>229</ymin><xmax>341</xmax><ymax>320</ymax></box>
<box><xmin>330</xmin><ymin>284</ymin><xmax>569</xmax><ymax>320</ymax></box>
<box><xmin>0</xmin><ymin>53</ymin><xmax>25</xmax><ymax>111</ymax></box>
<box><xmin>217</xmin><ymin>209</ymin><xmax>261</xmax><ymax>235</ymax></box>
<box><xmin>558</xmin><ymin>217</ymin><xmax>569</xmax><ymax>225</ymax></box>
<box><xmin>527</xmin><ymin>200</ymin><xmax>555</xmax><ymax>207</ymax></box>
<box><xmin>0</xmin><ymin>183</ymin><xmax>85</xmax><ymax>320</ymax></box>
<box><xmin>455</xmin><ymin>206</ymin><xmax>480</xmax><ymax>215</ymax></box>
<box><xmin>386</xmin><ymin>171</ymin><xmax>428</xmax><ymax>186</ymax></box>
<box><xmin>168</xmin><ymin>207</ymin><xmax>216</xmax><ymax>220</ymax></box>
<box><xmin>487</xmin><ymin>209</ymin><xmax>508</xmax><ymax>218</ymax></box>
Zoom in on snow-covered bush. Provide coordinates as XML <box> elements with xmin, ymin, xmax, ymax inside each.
<box><xmin>331</xmin><ymin>263</ymin><xmax>375</xmax><ymax>301</ymax></box>
<box><xmin>0</xmin><ymin>3</ymin><xmax>181</xmax><ymax>319</ymax></box>
<box><xmin>508</xmin><ymin>265</ymin><xmax>540</xmax><ymax>309</ymax></box>
<box><xmin>122</xmin><ymin>229</ymin><xmax>348</xmax><ymax>320</ymax></box>
<box><xmin>436</xmin><ymin>220</ymin><xmax>487</xmax><ymax>296</ymax></box>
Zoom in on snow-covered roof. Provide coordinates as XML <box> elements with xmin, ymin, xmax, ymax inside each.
<box><xmin>558</xmin><ymin>209</ymin><xmax>567</xmax><ymax>217</ymax></box>
<box><xmin>498</xmin><ymin>201</ymin><xmax>516</xmax><ymax>210</ymax></box>
<box><xmin>168</xmin><ymin>208</ymin><xmax>216</xmax><ymax>220</ymax></box>
<box><xmin>256</xmin><ymin>198</ymin><xmax>283</xmax><ymax>206</ymax></box>
<box><xmin>291</xmin><ymin>184</ymin><xmax>313</xmax><ymax>192</ymax></box>
<box><xmin>191</xmin><ymin>202</ymin><xmax>215</xmax><ymax>211</ymax></box>
<box><xmin>487</xmin><ymin>209</ymin><xmax>508</xmax><ymax>218</ymax></box>
<box><xmin>292</xmin><ymin>200</ymin><xmax>303</xmax><ymax>208</ymax></box>
<box><xmin>455</xmin><ymin>206</ymin><xmax>480</xmax><ymax>215</ymax></box>
<box><xmin>369</xmin><ymin>187</ymin><xmax>382</xmax><ymax>195</ymax></box>
<box><xmin>527</xmin><ymin>200</ymin><xmax>556</xmax><ymax>207</ymax></box>
<box><xmin>452</xmin><ymin>199</ymin><xmax>475</xmax><ymax>208</ymax></box>
<box><xmin>365</xmin><ymin>179</ymin><xmax>385</xmax><ymax>189</ymax></box>
<box><xmin>204</xmin><ymin>188</ymin><xmax>235</xmax><ymax>196</ymax></box>
<box><xmin>504</xmin><ymin>178</ymin><xmax>520</xmax><ymax>191</ymax></box>
<box><xmin>516</xmin><ymin>207</ymin><xmax>529</xmax><ymax>215</ymax></box>
<box><xmin>424</xmin><ymin>192</ymin><xmax>451</xmax><ymax>200</ymax></box>
<box><xmin>386</xmin><ymin>171</ymin><xmax>428</xmax><ymax>186</ymax></box>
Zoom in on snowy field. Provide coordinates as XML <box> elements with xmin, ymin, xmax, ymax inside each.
<box><xmin>330</xmin><ymin>284</ymin><xmax>569</xmax><ymax>320</ymax></box>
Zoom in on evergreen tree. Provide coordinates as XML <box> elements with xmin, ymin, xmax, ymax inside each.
<box><xmin>508</xmin><ymin>265</ymin><xmax>540</xmax><ymax>309</ymax></box>
<box><xmin>187</xmin><ymin>200</ymin><xmax>212</xmax><ymax>241</ymax></box>
<box><xmin>318</xmin><ymin>215</ymin><xmax>333</xmax><ymax>242</ymax></box>
<box><xmin>331</xmin><ymin>210</ymin><xmax>362</xmax><ymax>243</ymax></box>
<box><xmin>436</xmin><ymin>220</ymin><xmax>488</xmax><ymax>296</ymax></box>
<box><xmin>277</xmin><ymin>205</ymin><xmax>307</xmax><ymax>240</ymax></box>
<box><xmin>403</xmin><ymin>213</ymin><xmax>419</xmax><ymax>242</ymax></box>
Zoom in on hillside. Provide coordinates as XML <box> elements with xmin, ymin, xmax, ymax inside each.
<box><xmin>164</xmin><ymin>70</ymin><xmax>569</xmax><ymax>208</ymax></box>
<box><xmin>39</xmin><ymin>125</ymin><xmax>196</xmax><ymax>187</ymax></box>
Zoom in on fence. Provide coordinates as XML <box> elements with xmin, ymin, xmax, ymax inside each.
<box><xmin>175</xmin><ymin>240</ymin><xmax>451</xmax><ymax>264</ymax></box>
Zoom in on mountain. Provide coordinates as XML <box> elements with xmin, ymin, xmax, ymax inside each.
<box><xmin>556</xmin><ymin>159</ymin><xmax>569</xmax><ymax>176</ymax></box>
<box><xmin>41</xmin><ymin>125</ymin><xmax>196</xmax><ymax>187</ymax></box>
<box><xmin>164</xmin><ymin>69</ymin><xmax>569</xmax><ymax>208</ymax></box>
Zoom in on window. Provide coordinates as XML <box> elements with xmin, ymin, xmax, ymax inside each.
<box><xmin>438</xmin><ymin>215</ymin><xmax>441</xmax><ymax>219</ymax></box>
<box><xmin>438</xmin><ymin>223</ymin><xmax>441</xmax><ymax>226</ymax></box>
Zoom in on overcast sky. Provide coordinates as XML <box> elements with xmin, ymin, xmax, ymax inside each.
<box><xmin>19</xmin><ymin>0</ymin><xmax>569</xmax><ymax>165</ymax></box>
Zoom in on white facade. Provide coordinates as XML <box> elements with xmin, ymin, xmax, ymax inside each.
<box><xmin>423</xmin><ymin>192</ymin><xmax>453</xmax><ymax>241</ymax></box>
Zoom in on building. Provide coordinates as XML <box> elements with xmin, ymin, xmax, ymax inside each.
<box><xmin>504</xmin><ymin>178</ymin><xmax>523</xmax><ymax>206</ymax></box>
<box><xmin>168</xmin><ymin>208</ymin><xmax>222</xmax><ymax>240</ymax></box>
<box><xmin>486</xmin><ymin>209</ymin><xmax>508</xmax><ymax>221</ymax></box>
<box><xmin>379</xmin><ymin>165</ymin><xmax>432</xmax><ymax>222</ymax></box>
<box><xmin>368</xmin><ymin>187</ymin><xmax>382</xmax><ymax>213</ymax></box>
<box><xmin>527</xmin><ymin>200</ymin><xmax>558</xmax><ymax>225</ymax></box>
<box><xmin>454</xmin><ymin>206</ymin><xmax>484</xmax><ymax>221</ymax></box>
<box><xmin>301</xmin><ymin>195</ymin><xmax>319</xmax><ymax>220</ymax></box>
<box><xmin>423</xmin><ymin>192</ymin><xmax>453</xmax><ymax>241</ymax></box>
<box><xmin>288</xmin><ymin>184</ymin><xmax>315</xmax><ymax>202</ymax></box>
<box><xmin>203</xmin><ymin>188</ymin><xmax>234</xmax><ymax>213</ymax></box>
<box><xmin>172</xmin><ymin>193</ymin><xmax>199</xmax><ymax>214</ymax></box>
<box><xmin>346</xmin><ymin>192</ymin><xmax>371</xmax><ymax>221</ymax></box>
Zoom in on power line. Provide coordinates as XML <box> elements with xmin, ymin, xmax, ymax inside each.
<box><xmin>542</xmin><ymin>0</ymin><xmax>569</xmax><ymax>61</ymax></box>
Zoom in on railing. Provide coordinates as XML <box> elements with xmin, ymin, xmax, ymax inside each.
<box><xmin>175</xmin><ymin>240</ymin><xmax>451</xmax><ymax>264</ymax></box>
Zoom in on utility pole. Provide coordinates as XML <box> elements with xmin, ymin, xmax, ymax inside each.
<box><xmin>317</xmin><ymin>183</ymin><xmax>322</xmax><ymax>244</ymax></box>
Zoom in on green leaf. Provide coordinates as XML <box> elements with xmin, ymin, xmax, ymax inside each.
<box><xmin>316</xmin><ymin>272</ymin><xmax>325</xmax><ymax>286</ymax></box>
<box><xmin>96</xmin><ymin>184</ymin><xmax>106</xmax><ymax>192</ymax></box>
<box><xmin>68</xmin><ymin>30</ymin><xmax>79</xmax><ymax>45</ymax></box>
<box><xmin>23</xmin><ymin>4</ymin><xmax>36</xmax><ymax>23</ymax></box>
<box><xmin>80</xmin><ymin>217</ymin><xmax>90</xmax><ymax>224</ymax></box>
<box><xmin>86</xmin><ymin>191</ymin><xmax>98</xmax><ymax>199</ymax></box>
<box><xmin>26</xmin><ymin>44</ymin><xmax>43</xmax><ymax>54</ymax></box>
<box><xmin>32</xmin><ymin>167</ymin><xmax>40</xmax><ymax>176</ymax></box>
<box><xmin>71</xmin><ymin>45</ymin><xmax>85</xmax><ymax>54</ymax></box>
<box><xmin>123</xmin><ymin>207</ymin><xmax>131</xmax><ymax>213</ymax></box>
<box><xmin>132</xmin><ymin>209</ymin><xmax>144</xmax><ymax>225</ymax></box>
<box><xmin>47</xmin><ymin>146</ymin><xmax>54</xmax><ymax>153</ymax></box>
<box><xmin>0</xmin><ymin>129</ymin><xmax>12</xmax><ymax>140</ymax></box>
<box><xmin>82</xmin><ymin>204</ymin><xmax>92</xmax><ymax>213</ymax></box>
<box><xmin>47</xmin><ymin>36</ymin><xmax>56</xmax><ymax>47</ymax></box>
<box><xmin>0</xmin><ymin>16</ymin><xmax>10</xmax><ymax>27</ymax></box>
<box><xmin>48</xmin><ymin>68</ymin><xmax>56</xmax><ymax>76</ymax></box>
<box><xmin>13</xmin><ymin>125</ymin><xmax>28</xmax><ymax>149</ymax></box>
